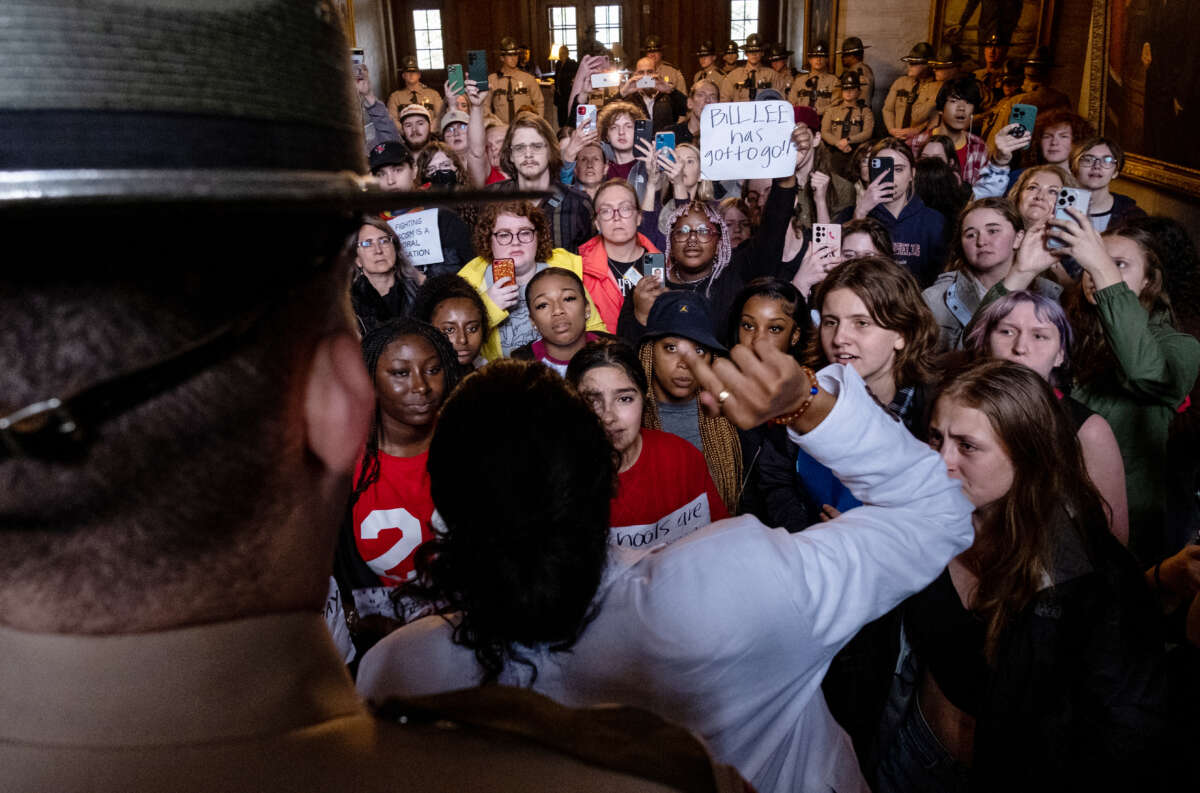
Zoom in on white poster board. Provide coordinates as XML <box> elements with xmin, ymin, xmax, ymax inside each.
<box><xmin>386</xmin><ymin>208</ymin><xmax>443</xmax><ymax>267</ymax></box>
<box><xmin>699</xmin><ymin>101</ymin><xmax>797</xmax><ymax>181</ymax></box>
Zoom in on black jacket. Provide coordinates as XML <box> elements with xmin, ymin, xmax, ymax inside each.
<box><xmin>615</xmin><ymin>262</ymin><xmax>746</xmax><ymax>350</ymax></box>
<box><xmin>864</xmin><ymin>527</ymin><xmax>1172</xmax><ymax>793</ymax></box>
<box><xmin>485</xmin><ymin>181</ymin><xmax>594</xmax><ymax>254</ymax></box>
<box><xmin>350</xmin><ymin>273</ymin><xmax>419</xmax><ymax>335</ymax></box>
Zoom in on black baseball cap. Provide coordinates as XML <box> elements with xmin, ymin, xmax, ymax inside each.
<box><xmin>640</xmin><ymin>291</ymin><xmax>726</xmax><ymax>353</ymax></box>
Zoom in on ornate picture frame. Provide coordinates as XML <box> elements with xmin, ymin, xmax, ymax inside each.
<box><xmin>1085</xmin><ymin>0</ymin><xmax>1200</xmax><ymax>197</ymax></box>
<box><xmin>333</xmin><ymin>0</ymin><xmax>355</xmax><ymax>47</ymax></box>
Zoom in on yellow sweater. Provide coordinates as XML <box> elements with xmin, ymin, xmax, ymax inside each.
<box><xmin>458</xmin><ymin>249</ymin><xmax>608</xmax><ymax>361</ymax></box>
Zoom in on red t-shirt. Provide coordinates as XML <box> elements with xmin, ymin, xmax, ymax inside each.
<box><xmin>608</xmin><ymin>428</ymin><xmax>728</xmax><ymax>554</ymax></box>
<box><xmin>351</xmin><ymin>450</ymin><xmax>437</xmax><ymax>586</ymax></box>
<box><xmin>486</xmin><ymin>166</ymin><xmax>509</xmax><ymax>185</ymax></box>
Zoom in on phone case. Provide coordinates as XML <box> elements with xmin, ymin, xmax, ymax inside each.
<box><xmin>869</xmin><ymin>157</ymin><xmax>895</xmax><ymax>184</ymax></box>
<box><xmin>812</xmin><ymin>224</ymin><xmax>842</xmax><ymax>249</ymax></box>
<box><xmin>635</xmin><ymin>119</ymin><xmax>653</xmax><ymax>149</ymax></box>
<box><xmin>640</xmin><ymin>253</ymin><xmax>665</xmax><ymax>277</ymax></box>
<box><xmin>492</xmin><ymin>258</ymin><xmax>516</xmax><ymax>285</ymax></box>
<box><xmin>447</xmin><ymin>64</ymin><xmax>465</xmax><ymax>95</ymax></box>
<box><xmin>576</xmin><ymin>104</ymin><xmax>597</xmax><ymax>130</ymax></box>
<box><xmin>1048</xmin><ymin>188</ymin><xmax>1091</xmax><ymax>249</ymax></box>
<box><xmin>467</xmin><ymin>50</ymin><xmax>489</xmax><ymax>85</ymax></box>
<box><xmin>1008</xmin><ymin>103</ymin><xmax>1037</xmax><ymax>136</ymax></box>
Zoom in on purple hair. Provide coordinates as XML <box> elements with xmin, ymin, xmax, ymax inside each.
<box><xmin>966</xmin><ymin>290</ymin><xmax>1074</xmax><ymax>386</ymax></box>
<box><xmin>663</xmin><ymin>199</ymin><xmax>732</xmax><ymax>298</ymax></box>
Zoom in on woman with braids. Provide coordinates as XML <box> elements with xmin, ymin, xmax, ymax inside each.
<box><xmin>567</xmin><ymin>339</ymin><xmax>727</xmax><ymax>553</ymax></box>
<box><xmin>617</xmin><ymin>199</ymin><xmax>745</xmax><ymax>349</ymax></box>
<box><xmin>350</xmin><ymin>217</ymin><xmax>426</xmax><ymax>335</ymax></box>
<box><xmin>871</xmin><ymin>359</ymin><xmax>1168</xmax><ymax>793</ymax></box>
<box><xmin>411</xmin><ymin>273</ymin><xmax>490</xmax><ymax>373</ymax></box>
<box><xmin>637</xmin><ymin>290</ymin><xmax>742</xmax><ymax>513</ymax></box>
<box><xmin>331</xmin><ymin>318</ymin><xmax>464</xmax><ymax>660</ymax></box>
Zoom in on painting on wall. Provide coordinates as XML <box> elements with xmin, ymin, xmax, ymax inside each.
<box><xmin>1097</xmin><ymin>0</ymin><xmax>1200</xmax><ymax>195</ymax></box>
<box><xmin>803</xmin><ymin>0</ymin><xmax>838</xmax><ymax>56</ymax></box>
<box><xmin>929</xmin><ymin>0</ymin><xmax>1054</xmax><ymax>66</ymax></box>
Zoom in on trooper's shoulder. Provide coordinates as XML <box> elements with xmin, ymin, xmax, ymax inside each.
<box><xmin>369</xmin><ymin>687</ymin><xmax>748</xmax><ymax>793</ymax></box>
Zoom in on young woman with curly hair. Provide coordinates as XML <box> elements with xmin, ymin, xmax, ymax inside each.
<box><xmin>457</xmin><ymin>199</ymin><xmax>606</xmax><ymax>360</ymax></box>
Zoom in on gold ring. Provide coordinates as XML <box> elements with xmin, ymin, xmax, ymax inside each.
<box><xmin>717</xmin><ymin>390</ymin><xmax>732</xmax><ymax>404</ymax></box>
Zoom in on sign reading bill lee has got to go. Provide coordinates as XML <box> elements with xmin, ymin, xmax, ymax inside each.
<box><xmin>699</xmin><ymin>101</ymin><xmax>797</xmax><ymax>181</ymax></box>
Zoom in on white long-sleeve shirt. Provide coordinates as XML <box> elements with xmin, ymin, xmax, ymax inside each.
<box><xmin>357</xmin><ymin>364</ymin><xmax>975</xmax><ymax>793</ymax></box>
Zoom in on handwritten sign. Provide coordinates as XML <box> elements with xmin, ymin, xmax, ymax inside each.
<box><xmin>699</xmin><ymin>101</ymin><xmax>796</xmax><ymax>181</ymax></box>
<box><xmin>387</xmin><ymin>208</ymin><xmax>443</xmax><ymax>267</ymax></box>
<box><xmin>609</xmin><ymin>493</ymin><xmax>712</xmax><ymax>554</ymax></box>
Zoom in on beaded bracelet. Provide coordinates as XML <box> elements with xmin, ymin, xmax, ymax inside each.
<box><xmin>768</xmin><ymin>366</ymin><xmax>819</xmax><ymax>426</ymax></box>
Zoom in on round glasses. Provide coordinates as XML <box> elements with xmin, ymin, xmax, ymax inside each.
<box><xmin>671</xmin><ymin>224</ymin><xmax>716</xmax><ymax>241</ymax></box>
<box><xmin>492</xmin><ymin>228</ymin><xmax>537</xmax><ymax>245</ymax></box>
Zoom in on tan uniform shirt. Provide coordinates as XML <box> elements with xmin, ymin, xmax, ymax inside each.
<box><xmin>386</xmin><ymin>82</ymin><xmax>444</xmax><ymax>127</ymax></box>
<box><xmin>654</xmin><ymin>62</ymin><xmax>688</xmax><ymax>94</ymax></box>
<box><xmin>842</xmin><ymin>61</ymin><xmax>875</xmax><ymax>103</ymax></box>
<box><xmin>882</xmin><ymin>75</ymin><xmax>939</xmax><ymax>134</ymax></box>
<box><xmin>788</xmin><ymin>71</ymin><xmax>842</xmax><ymax>117</ymax></box>
<box><xmin>974</xmin><ymin>66</ymin><xmax>1006</xmax><ymax>112</ymax></box>
<box><xmin>488</xmin><ymin>66</ymin><xmax>544</xmax><ymax>123</ymax></box>
<box><xmin>719</xmin><ymin>65</ymin><xmax>790</xmax><ymax>102</ymax></box>
<box><xmin>693</xmin><ymin>64</ymin><xmax>724</xmax><ymax>88</ymax></box>
<box><xmin>821</xmin><ymin>98</ymin><xmax>875</xmax><ymax>148</ymax></box>
<box><xmin>0</xmin><ymin>613</ymin><xmax>745</xmax><ymax>793</ymax></box>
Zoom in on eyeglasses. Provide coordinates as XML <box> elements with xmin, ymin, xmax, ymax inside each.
<box><xmin>1078</xmin><ymin>154</ymin><xmax>1118</xmax><ymax>169</ymax></box>
<box><xmin>597</xmin><ymin>204</ymin><xmax>637</xmax><ymax>221</ymax></box>
<box><xmin>511</xmin><ymin>142</ymin><xmax>548</xmax><ymax>155</ymax></box>
<box><xmin>357</xmin><ymin>236</ymin><xmax>394</xmax><ymax>250</ymax></box>
<box><xmin>492</xmin><ymin>228</ymin><xmax>537</xmax><ymax>245</ymax></box>
<box><xmin>671</xmin><ymin>224</ymin><xmax>716</xmax><ymax>241</ymax></box>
